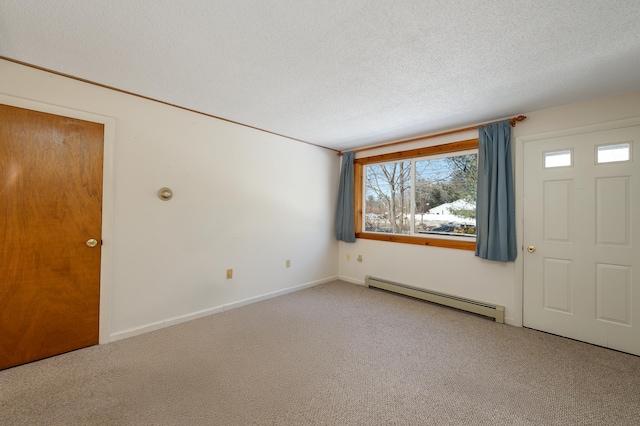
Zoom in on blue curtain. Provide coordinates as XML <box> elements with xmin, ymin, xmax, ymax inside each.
<box><xmin>475</xmin><ymin>121</ymin><xmax>517</xmax><ymax>261</ymax></box>
<box><xmin>335</xmin><ymin>151</ymin><xmax>356</xmax><ymax>242</ymax></box>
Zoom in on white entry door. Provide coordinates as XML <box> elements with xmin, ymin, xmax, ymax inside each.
<box><xmin>523</xmin><ymin>125</ymin><xmax>639</xmax><ymax>356</ymax></box>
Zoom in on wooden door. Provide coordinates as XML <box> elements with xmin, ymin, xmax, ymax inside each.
<box><xmin>0</xmin><ymin>104</ymin><xmax>104</xmax><ymax>370</ymax></box>
<box><xmin>523</xmin><ymin>125</ymin><xmax>640</xmax><ymax>355</ymax></box>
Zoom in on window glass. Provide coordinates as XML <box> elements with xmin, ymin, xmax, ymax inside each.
<box><xmin>544</xmin><ymin>149</ymin><xmax>572</xmax><ymax>168</ymax></box>
<box><xmin>597</xmin><ymin>142</ymin><xmax>631</xmax><ymax>164</ymax></box>
<box><xmin>415</xmin><ymin>154</ymin><xmax>477</xmax><ymax>237</ymax></box>
<box><xmin>365</xmin><ymin>161</ymin><xmax>411</xmax><ymax>234</ymax></box>
<box><xmin>364</xmin><ymin>152</ymin><xmax>477</xmax><ymax>239</ymax></box>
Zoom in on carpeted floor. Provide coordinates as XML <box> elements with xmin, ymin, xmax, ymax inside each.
<box><xmin>1</xmin><ymin>280</ymin><xmax>639</xmax><ymax>425</ymax></box>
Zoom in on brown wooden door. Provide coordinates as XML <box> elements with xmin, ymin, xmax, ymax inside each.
<box><xmin>0</xmin><ymin>104</ymin><xmax>104</xmax><ymax>370</ymax></box>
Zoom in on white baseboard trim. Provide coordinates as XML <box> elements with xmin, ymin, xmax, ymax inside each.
<box><xmin>109</xmin><ymin>275</ymin><xmax>338</xmax><ymax>342</ymax></box>
<box><xmin>338</xmin><ymin>275</ymin><xmax>365</xmax><ymax>285</ymax></box>
<box><xmin>222</xmin><ymin>275</ymin><xmax>338</xmax><ymax>312</ymax></box>
<box><xmin>109</xmin><ymin>306</ymin><xmax>225</xmax><ymax>342</ymax></box>
<box><xmin>504</xmin><ymin>317</ymin><xmax>518</xmax><ymax>327</ymax></box>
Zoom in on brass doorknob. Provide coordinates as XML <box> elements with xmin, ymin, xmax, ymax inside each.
<box><xmin>527</xmin><ymin>245</ymin><xmax>536</xmax><ymax>253</ymax></box>
<box><xmin>86</xmin><ymin>239</ymin><xmax>99</xmax><ymax>248</ymax></box>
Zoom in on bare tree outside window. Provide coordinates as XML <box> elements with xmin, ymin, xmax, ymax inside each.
<box><xmin>365</xmin><ymin>152</ymin><xmax>477</xmax><ymax>237</ymax></box>
<box><xmin>365</xmin><ymin>161</ymin><xmax>411</xmax><ymax>234</ymax></box>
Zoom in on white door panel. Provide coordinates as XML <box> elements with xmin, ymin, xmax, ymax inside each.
<box><xmin>523</xmin><ymin>126</ymin><xmax>639</xmax><ymax>355</ymax></box>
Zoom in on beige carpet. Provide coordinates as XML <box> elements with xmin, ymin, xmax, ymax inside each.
<box><xmin>1</xmin><ymin>280</ymin><xmax>639</xmax><ymax>425</ymax></box>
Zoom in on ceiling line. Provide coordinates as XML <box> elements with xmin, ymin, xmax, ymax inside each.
<box><xmin>0</xmin><ymin>56</ymin><xmax>339</xmax><ymax>153</ymax></box>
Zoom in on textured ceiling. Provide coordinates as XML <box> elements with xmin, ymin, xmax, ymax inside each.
<box><xmin>1</xmin><ymin>1</ymin><xmax>640</xmax><ymax>151</ymax></box>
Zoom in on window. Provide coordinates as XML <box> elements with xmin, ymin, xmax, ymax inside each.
<box><xmin>596</xmin><ymin>142</ymin><xmax>631</xmax><ymax>164</ymax></box>
<box><xmin>354</xmin><ymin>139</ymin><xmax>478</xmax><ymax>250</ymax></box>
<box><xmin>544</xmin><ymin>149</ymin><xmax>572</xmax><ymax>168</ymax></box>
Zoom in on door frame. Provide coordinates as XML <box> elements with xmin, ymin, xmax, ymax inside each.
<box><xmin>514</xmin><ymin>116</ymin><xmax>640</xmax><ymax>329</ymax></box>
<box><xmin>1</xmin><ymin>94</ymin><xmax>115</xmax><ymax>345</ymax></box>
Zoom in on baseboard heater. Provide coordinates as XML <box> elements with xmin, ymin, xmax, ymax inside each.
<box><xmin>365</xmin><ymin>276</ymin><xmax>505</xmax><ymax>323</ymax></box>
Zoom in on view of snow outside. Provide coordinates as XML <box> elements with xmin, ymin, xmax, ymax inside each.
<box><xmin>365</xmin><ymin>153</ymin><xmax>477</xmax><ymax>237</ymax></box>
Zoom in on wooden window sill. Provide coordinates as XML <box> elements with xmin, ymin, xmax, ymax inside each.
<box><xmin>356</xmin><ymin>232</ymin><xmax>476</xmax><ymax>251</ymax></box>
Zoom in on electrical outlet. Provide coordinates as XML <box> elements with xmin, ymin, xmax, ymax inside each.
<box><xmin>346</xmin><ymin>253</ymin><xmax>351</xmax><ymax>261</ymax></box>
<box><xmin>286</xmin><ymin>259</ymin><xmax>291</xmax><ymax>268</ymax></box>
<box><xmin>357</xmin><ymin>255</ymin><xmax>363</xmax><ymax>262</ymax></box>
<box><xmin>226</xmin><ymin>269</ymin><xmax>233</xmax><ymax>279</ymax></box>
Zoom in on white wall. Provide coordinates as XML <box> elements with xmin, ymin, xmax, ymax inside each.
<box><xmin>0</xmin><ymin>59</ymin><xmax>339</xmax><ymax>341</ymax></box>
<box><xmin>3</xmin><ymin>58</ymin><xmax>639</xmax><ymax>336</ymax></box>
<box><xmin>339</xmin><ymin>89</ymin><xmax>640</xmax><ymax>326</ymax></box>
